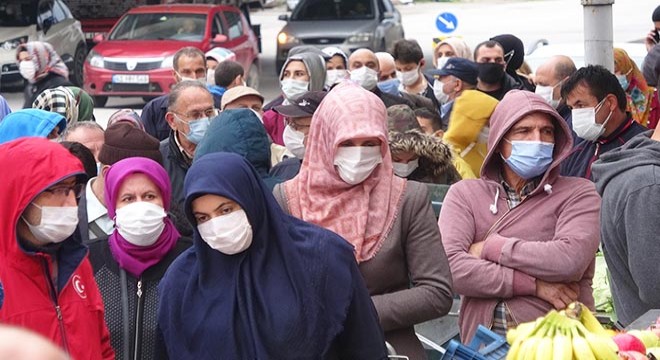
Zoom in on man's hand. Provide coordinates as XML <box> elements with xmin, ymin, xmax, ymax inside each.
<box><xmin>646</xmin><ymin>28</ymin><xmax>658</xmax><ymax>52</ymax></box>
<box><xmin>468</xmin><ymin>241</ymin><xmax>485</xmax><ymax>258</ymax></box>
<box><xmin>535</xmin><ymin>279</ymin><xmax>580</xmax><ymax>310</ymax></box>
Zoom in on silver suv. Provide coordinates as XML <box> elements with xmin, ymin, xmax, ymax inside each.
<box><xmin>0</xmin><ymin>0</ymin><xmax>86</xmax><ymax>88</ymax></box>
<box><xmin>276</xmin><ymin>0</ymin><xmax>404</xmax><ymax>72</ymax></box>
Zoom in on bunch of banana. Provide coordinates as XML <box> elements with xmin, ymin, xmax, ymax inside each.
<box><xmin>505</xmin><ymin>302</ymin><xmax>618</xmax><ymax>360</ymax></box>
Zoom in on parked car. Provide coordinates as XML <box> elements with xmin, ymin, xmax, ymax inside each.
<box><xmin>83</xmin><ymin>4</ymin><xmax>260</xmax><ymax>107</ymax></box>
<box><xmin>0</xmin><ymin>0</ymin><xmax>87</xmax><ymax>88</ymax></box>
<box><xmin>525</xmin><ymin>40</ymin><xmax>647</xmax><ymax>73</ymax></box>
<box><xmin>276</xmin><ymin>0</ymin><xmax>404</xmax><ymax>73</ymax></box>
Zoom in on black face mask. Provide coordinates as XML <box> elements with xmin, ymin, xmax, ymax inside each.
<box><xmin>478</xmin><ymin>63</ymin><xmax>505</xmax><ymax>84</ymax></box>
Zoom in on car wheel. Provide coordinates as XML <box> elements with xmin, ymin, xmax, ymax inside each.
<box><xmin>93</xmin><ymin>96</ymin><xmax>108</xmax><ymax>108</ymax></box>
<box><xmin>71</xmin><ymin>43</ymin><xmax>87</xmax><ymax>87</ymax></box>
<box><xmin>246</xmin><ymin>62</ymin><xmax>259</xmax><ymax>90</ymax></box>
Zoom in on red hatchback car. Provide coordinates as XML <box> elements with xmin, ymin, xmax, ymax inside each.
<box><xmin>83</xmin><ymin>4</ymin><xmax>260</xmax><ymax>107</ymax></box>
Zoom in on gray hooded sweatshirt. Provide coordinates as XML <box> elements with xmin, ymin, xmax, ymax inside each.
<box><xmin>592</xmin><ymin>130</ymin><xmax>660</xmax><ymax>326</ymax></box>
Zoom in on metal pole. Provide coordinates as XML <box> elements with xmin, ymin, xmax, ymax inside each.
<box><xmin>582</xmin><ymin>0</ymin><xmax>615</xmax><ymax>72</ymax></box>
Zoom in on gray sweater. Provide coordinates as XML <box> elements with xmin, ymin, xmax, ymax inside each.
<box><xmin>593</xmin><ymin>130</ymin><xmax>660</xmax><ymax>326</ymax></box>
<box><xmin>274</xmin><ymin>180</ymin><xmax>453</xmax><ymax>360</ymax></box>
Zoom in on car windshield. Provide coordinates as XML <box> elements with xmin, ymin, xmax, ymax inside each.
<box><xmin>291</xmin><ymin>0</ymin><xmax>374</xmax><ymax>21</ymax></box>
<box><xmin>109</xmin><ymin>13</ymin><xmax>207</xmax><ymax>41</ymax></box>
<box><xmin>0</xmin><ymin>1</ymin><xmax>37</xmax><ymax>27</ymax></box>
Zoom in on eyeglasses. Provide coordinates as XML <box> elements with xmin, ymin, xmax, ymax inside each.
<box><xmin>43</xmin><ymin>183</ymin><xmax>84</xmax><ymax>199</ymax></box>
<box><xmin>173</xmin><ymin>108</ymin><xmax>218</xmax><ymax>122</ymax></box>
<box><xmin>285</xmin><ymin>118</ymin><xmax>311</xmax><ymax>132</ymax></box>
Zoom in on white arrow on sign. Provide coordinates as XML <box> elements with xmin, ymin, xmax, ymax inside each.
<box><xmin>437</xmin><ymin>15</ymin><xmax>455</xmax><ymax>30</ymax></box>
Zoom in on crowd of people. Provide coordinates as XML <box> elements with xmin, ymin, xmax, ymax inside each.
<box><xmin>2</xmin><ymin>5</ymin><xmax>660</xmax><ymax>359</ymax></box>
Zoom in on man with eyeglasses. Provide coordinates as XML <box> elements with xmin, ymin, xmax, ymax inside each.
<box><xmin>0</xmin><ymin>137</ymin><xmax>114</xmax><ymax>359</ymax></box>
<box><xmin>473</xmin><ymin>40</ymin><xmax>523</xmax><ymax>101</ymax></box>
<box><xmin>141</xmin><ymin>47</ymin><xmax>213</xmax><ymax>141</ymax></box>
<box><xmin>161</xmin><ymin>81</ymin><xmax>216</xmax><ymax>207</ymax></box>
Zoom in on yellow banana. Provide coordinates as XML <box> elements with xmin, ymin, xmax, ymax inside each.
<box><xmin>577</xmin><ymin>303</ymin><xmax>610</xmax><ymax>336</ymax></box>
<box><xmin>534</xmin><ymin>335</ymin><xmax>553</xmax><ymax>360</ymax></box>
<box><xmin>552</xmin><ymin>329</ymin><xmax>572</xmax><ymax>360</ymax></box>
<box><xmin>584</xmin><ymin>333</ymin><xmax>618</xmax><ymax>360</ymax></box>
<box><xmin>520</xmin><ymin>336</ymin><xmax>541</xmax><ymax>360</ymax></box>
<box><xmin>571</xmin><ymin>327</ymin><xmax>596</xmax><ymax>360</ymax></box>
<box><xmin>508</xmin><ymin>320</ymin><xmax>538</xmax><ymax>344</ymax></box>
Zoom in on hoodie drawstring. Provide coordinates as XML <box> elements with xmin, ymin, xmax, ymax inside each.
<box><xmin>544</xmin><ymin>184</ymin><xmax>553</xmax><ymax>194</ymax></box>
<box><xmin>489</xmin><ymin>187</ymin><xmax>499</xmax><ymax>214</ymax></box>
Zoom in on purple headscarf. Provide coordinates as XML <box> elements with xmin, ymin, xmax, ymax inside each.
<box><xmin>104</xmin><ymin>157</ymin><xmax>180</xmax><ymax>277</ymax></box>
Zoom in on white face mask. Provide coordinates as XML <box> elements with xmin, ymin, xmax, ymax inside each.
<box><xmin>392</xmin><ymin>158</ymin><xmax>419</xmax><ymax>178</ymax></box>
<box><xmin>436</xmin><ymin>56</ymin><xmax>450</xmax><ymax>69</ymax></box>
<box><xmin>571</xmin><ymin>98</ymin><xmax>612</xmax><ymax>142</ymax></box>
<box><xmin>535</xmin><ymin>85</ymin><xmax>560</xmax><ymax>109</ymax></box>
<box><xmin>197</xmin><ymin>209</ymin><xmax>253</xmax><ymax>255</ymax></box>
<box><xmin>19</xmin><ymin>60</ymin><xmax>36</xmax><ymax>83</ymax></box>
<box><xmin>477</xmin><ymin>126</ymin><xmax>490</xmax><ymax>144</ymax></box>
<box><xmin>350</xmin><ymin>66</ymin><xmax>378</xmax><ymax>90</ymax></box>
<box><xmin>206</xmin><ymin>68</ymin><xmax>216</xmax><ymax>86</ymax></box>
<box><xmin>115</xmin><ymin>202</ymin><xmax>167</xmax><ymax>247</ymax></box>
<box><xmin>433</xmin><ymin>79</ymin><xmax>453</xmax><ymax>105</ymax></box>
<box><xmin>281</xmin><ymin>78</ymin><xmax>309</xmax><ymax>101</ymax></box>
<box><xmin>23</xmin><ymin>204</ymin><xmax>79</xmax><ymax>244</ymax></box>
<box><xmin>325</xmin><ymin>69</ymin><xmax>347</xmax><ymax>88</ymax></box>
<box><xmin>283</xmin><ymin>125</ymin><xmax>306</xmax><ymax>159</ymax></box>
<box><xmin>176</xmin><ymin>71</ymin><xmax>205</xmax><ymax>84</ymax></box>
<box><xmin>334</xmin><ymin>146</ymin><xmax>383</xmax><ymax>185</ymax></box>
<box><xmin>397</xmin><ymin>66</ymin><xmax>420</xmax><ymax>87</ymax></box>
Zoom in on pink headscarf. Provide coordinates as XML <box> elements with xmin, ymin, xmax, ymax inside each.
<box><xmin>284</xmin><ymin>81</ymin><xmax>407</xmax><ymax>262</ymax></box>
<box><xmin>16</xmin><ymin>42</ymin><xmax>69</xmax><ymax>82</ymax></box>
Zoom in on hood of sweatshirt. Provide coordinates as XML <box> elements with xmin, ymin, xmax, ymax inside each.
<box><xmin>481</xmin><ymin>89</ymin><xmax>574</xmax><ymax>189</ymax></box>
<box><xmin>0</xmin><ymin>109</ymin><xmax>66</xmax><ymax>144</ymax></box>
<box><xmin>592</xmin><ymin>130</ymin><xmax>657</xmax><ymax>194</ymax></box>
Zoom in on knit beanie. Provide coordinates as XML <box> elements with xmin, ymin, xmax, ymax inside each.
<box><xmin>98</xmin><ymin>123</ymin><xmax>162</xmax><ymax>165</ymax></box>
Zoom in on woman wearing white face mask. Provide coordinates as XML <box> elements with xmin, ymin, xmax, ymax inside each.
<box><xmin>262</xmin><ymin>52</ymin><xmax>327</xmax><ymax>146</ymax></box>
<box><xmin>1</xmin><ymin>138</ymin><xmax>114</xmax><ymax>359</ymax></box>
<box><xmin>158</xmin><ymin>152</ymin><xmax>387</xmax><ymax>359</ymax></box>
<box><xmin>16</xmin><ymin>41</ymin><xmax>73</xmax><ymax>109</ymax></box>
<box><xmin>88</xmin><ymin>157</ymin><xmax>191</xmax><ymax>360</ymax></box>
<box><xmin>273</xmin><ymin>82</ymin><xmax>453</xmax><ymax>359</ymax></box>
<box><xmin>432</xmin><ymin>37</ymin><xmax>473</xmax><ymax>68</ymax></box>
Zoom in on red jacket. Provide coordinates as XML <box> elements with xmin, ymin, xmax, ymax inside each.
<box><xmin>0</xmin><ymin>138</ymin><xmax>114</xmax><ymax>360</ymax></box>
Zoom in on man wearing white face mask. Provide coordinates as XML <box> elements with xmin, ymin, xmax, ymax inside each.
<box><xmin>348</xmin><ymin>48</ymin><xmax>414</xmax><ymax>108</ymax></box>
<box><xmin>141</xmin><ymin>47</ymin><xmax>215</xmax><ymax>141</ymax></box>
<box><xmin>262</xmin><ymin>52</ymin><xmax>326</xmax><ymax>146</ymax></box>
<box><xmin>560</xmin><ymin>65</ymin><xmax>646</xmax><ymax>179</ymax></box>
<box><xmin>321</xmin><ymin>46</ymin><xmax>349</xmax><ymax>89</ymax></box>
<box><xmin>427</xmin><ymin>57</ymin><xmax>479</xmax><ymax>129</ymax></box>
<box><xmin>0</xmin><ymin>138</ymin><xmax>114</xmax><ymax>359</ymax></box>
<box><xmin>270</xmin><ymin>91</ymin><xmax>328</xmax><ymax>181</ymax></box>
<box><xmin>392</xmin><ymin>39</ymin><xmax>441</xmax><ymax>111</ymax></box>
<box><xmin>534</xmin><ymin>55</ymin><xmax>577</xmax><ymax>137</ymax></box>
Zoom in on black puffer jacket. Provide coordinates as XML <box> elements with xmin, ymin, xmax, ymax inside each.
<box><xmin>89</xmin><ymin>237</ymin><xmax>192</xmax><ymax>360</ymax></box>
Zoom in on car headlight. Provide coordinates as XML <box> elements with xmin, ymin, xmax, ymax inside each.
<box><xmin>347</xmin><ymin>33</ymin><xmax>373</xmax><ymax>44</ymax></box>
<box><xmin>0</xmin><ymin>36</ymin><xmax>28</xmax><ymax>51</ymax></box>
<box><xmin>277</xmin><ymin>32</ymin><xmax>299</xmax><ymax>45</ymax></box>
<box><xmin>161</xmin><ymin>56</ymin><xmax>173</xmax><ymax>69</ymax></box>
<box><xmin>86</xmin><ymin>50</ymin><xmax>104</xmax><ymax>68</ymax></box>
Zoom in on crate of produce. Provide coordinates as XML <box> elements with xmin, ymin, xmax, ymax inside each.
<box><xmin>441</xmin><ymin>325</ymin><xmax>509</xmax><ymax>360</ymax></box>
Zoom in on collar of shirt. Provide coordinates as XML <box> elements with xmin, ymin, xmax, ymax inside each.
<box><xmin>500</xmin><ymin>176</ymin><xmax>539</xmax><ymax>209</ymax></box>
<box><xmin>174</xmin><ymin>130</ymin><xmax>194</xmax><ymax>163</ymax></box>
<box><xmin>85</xmin><ymin>178</ymin><xmax>114</xmax><ymax>235</ymax></box>
<box><xmin>441</xmin><ymin>100</ymin><xmax>454</xmax><ymax>117</ymax></box>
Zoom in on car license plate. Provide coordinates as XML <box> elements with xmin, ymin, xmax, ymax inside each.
<box><xmin>112</xmin><ymin>74</ymin><xmax>149</xmax><ymax>84</ymax></box>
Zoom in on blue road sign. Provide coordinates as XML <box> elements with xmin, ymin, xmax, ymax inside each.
<box><xmin>435</xmin><ymin>12</ymin><xmax>458</xmax><ymax>34</ymax></box>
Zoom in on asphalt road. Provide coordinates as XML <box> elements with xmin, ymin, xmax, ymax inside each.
<box><xmin>1</xmin><ymin>0</ymin><xmax>658</xmax><ymax>127</ymax></box>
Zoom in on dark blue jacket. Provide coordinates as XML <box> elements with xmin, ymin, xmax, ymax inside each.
<box><xmin>560</xmin><ymin>115</ymin><xmax>647</xmax><ymax>179</ymax></box>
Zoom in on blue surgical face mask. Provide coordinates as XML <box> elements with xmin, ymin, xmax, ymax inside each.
<box><xmin>501</xmin><ymin>139</ymin><xmax>554</xmax><ymax>180</ymax></box>
<box><xmin>616</xmin><ymin>74</ymin><xmax>629</xmax><ymax>91</ymax></box>
<box><xmin>377</xmin><ymin>78</ymin><xmax>401</xmax><ymax>96</ymax></box>
<box><xmin>176</xmin><ymin>115</ymin><xmax>211</xmax><ymax>144</ymax></box>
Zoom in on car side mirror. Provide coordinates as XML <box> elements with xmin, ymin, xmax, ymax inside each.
<box><xmin>93</xmin><ymin>33</ymin><xmax>105</xmax><ymax>43</ymax></box>
<box><xmin>278</xmin><ymin>14</ymin><xmax>289</xmax><ymax>21</ymax></box>
<box><xmin>42</xmin><ymin>18</ymin><xmax>53</xmax><ymax>34</ymax></box>
<box><xmin>212</xmin><ymin>33</ymin><xmax>228</xmax><ymax>43</ymax></box>
<box><xmin>383</xmin><ymin>11</ymin><xmax>394</xmax><ymax>19</ymax></box>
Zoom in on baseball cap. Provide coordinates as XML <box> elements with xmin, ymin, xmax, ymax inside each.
<box><xmin>220</xmin><ymin>86</ymin><xmax>264</xmax><ymax>110</ymax></box>
<box><xmin>427</xmin><ymin>57</ymin><xmax>479</xmax><ymax>85</ymax></box>
<box><xmin>274</xmin><ymin>91</ymin><xmax>327</xmax><ymax>118</ymax></box>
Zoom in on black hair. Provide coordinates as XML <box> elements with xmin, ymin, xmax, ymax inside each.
<box><xmin>392</xmin><ymin>39</ymin><xmax>424</xmax><ymax>64</ymax></box>
<box><xmin>560</xmin><ymin>65</ymin><xmax>627</xmax><ymax>112</ymax></box>
<box><xmin>473</xmin><ymin>40</ymin><xmax>503</xmax><ymax>61</ymax></box>
<box><xmin>215</xmin><ymin>60</ymin><xmax>245</xmax><ymax>88</ymax></box>
<box><xmin>173</xmin><ymin>46</ymin><xmax>206</xmax><ymax>71</ymax></box>
<box><xmin>653</xmin><ymin>5</ymin><xmax>660</xmax><ymax>22</ymax></box>
<box><xmin>60</xmin><ymin>141</ymin><xmax>97</xmax><ymax>179</ymax></box>
<box><xmin>414</xmin><ymin>108</ymin><xmax>442</xmax><ymax>132</ymax></box>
